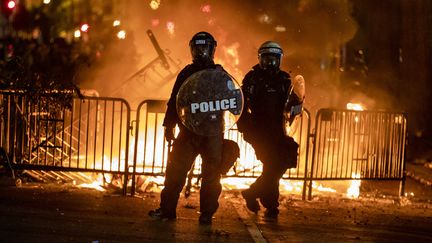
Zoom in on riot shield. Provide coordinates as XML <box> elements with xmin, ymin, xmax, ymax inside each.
<box><xmin>285</xmin><ymin>74</ymin><xmax>306</xmax><ymax>136</ymax></box>
<box><xmin>176</xmin><ymin>69</ymin><xmax>243</xmax><ymax>136</ymax></box>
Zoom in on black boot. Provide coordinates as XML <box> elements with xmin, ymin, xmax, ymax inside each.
<box><xmin>264</xmin><ymin>208</ymin><xmax>279</xmax><ymax>221</ymax></box>
<box><xmin>241</xmin><ymin>190</ymin><xmax>260</xmax><ymax>213</ymax></box>
<box><xmin>148</xmin><ymin>208</ymin><xmax>176</xmax><ymax>221</ymax></box>
<box><xmin>198</xmin><ymin>213</ymin><xmax>213</xmax><ymax>225</ymax></box>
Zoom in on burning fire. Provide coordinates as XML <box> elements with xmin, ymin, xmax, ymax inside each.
<box><xmin>346</xmin><ymin>102</ymin><xmax>365</xmax><ymax>111</ymax></box>
<box><xmin>214</xmin><ymin>43</ymin><xmax>243</xmax><ymax>82</ymax></box>
<box><xmin>77</xmin><ymin>113</ymin><xmax>362</xmax><ymax>199</ymax></box>
<box><xmin>347</xmin><ymin>102</ymin><xmax>365</xmax><ymax>122</ymax></box>
<box><xmin>76</xmin><ymin>69</ymin><xmax>361</xmax><ymax>199</ymax></box>
<box><xmin>347</xmin><ymin>173</ymin><xmax>361</xmax><ymax>198</ymax></box>
<box><xmin>78</xmin><ymin>173</ymin><xmax>106</xmax><ymax>192</ymax></box>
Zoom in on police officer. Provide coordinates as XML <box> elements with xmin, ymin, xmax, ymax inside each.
<box><xmin>149</xmin><ymin>31</ymin><xmax>225</xmax><ymax>225</ymax></box>
<box><xmin>237</xmin><ymin>41</ymin><xmax>299</xmax><ymax>220</ymax></box>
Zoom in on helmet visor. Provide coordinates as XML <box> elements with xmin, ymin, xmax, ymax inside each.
<box><xmin>191</xmin><ymin>44</ymin><xmax>211</xmax><ymax>59</ymax></box>
<box><xmin>259</xmin><ymin>53</ymin><xmax>281</xmax><ymax>70</ymax></box>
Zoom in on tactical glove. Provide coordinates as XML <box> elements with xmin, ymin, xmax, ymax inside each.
<box><xmin>164</xmin><ymin>126</ymin><xmax>176</xmax><ymax>142</ymax></box>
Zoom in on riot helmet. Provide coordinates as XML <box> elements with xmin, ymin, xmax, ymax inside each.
<box><xmin>189</xmin><ymin>31</ymin><xmax>217</xmax><ymax>65</ymax></box>
<box><xmin>258</xmin><ymin>41</ymin><xmax>283</xmax><ymax>71</ymax></box>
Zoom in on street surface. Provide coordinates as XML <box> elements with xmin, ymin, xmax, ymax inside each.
<box><xmin>0</xmin><ymin>176</ymin><xmax>431</xmax><ymax>242</ymax></box>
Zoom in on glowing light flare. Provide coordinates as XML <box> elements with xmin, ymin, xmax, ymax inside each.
<box><xmin>166</xmin><ymin>21</ymin><xmax>175</xmax><ymax>36</ymax></box>
<box><xmin>117</xmin><ymin>30</ymin><xmax>126</xmax><ymax>39</ymax></box>
<box><xmin>74</xmin><ymin>30</ymin><xmax>81</xmax><ymax>38</ymax></box>
<box><xmin>80</xmin><ymin>24</ymin><xmax>89</xmax><ymax>32</ymax></box>
<box><xmin>32</xmin><ymin>28</ymin><xmax>41</xmax><ymax>39</ymax></box>
<box><xmin>7</xmin><ymin>0</ymin><xmax>16</xmax><ymax>9</ymax></box>
<box><xmin>312</xmin><ymin>182</ymin><xmax>337</xmax><ymax>193</ymax></box>
<box><xmin>347</xmin><ymin>103</ymin><xmax>364</xmax><ymax>123</ymax></box>
<box><xmin>201</xmin><ymin>4</ymin><xmax>211</xmax><ymax>13</ymax></box>
<box><xmin>207</xmin><ymin>18</ymin><xmax>216</xmax><ymax>26</ymax></box>
<box><xmin>149</xmin><ymin>0</ymin><xmax>161</xmax><ymax>10</ymax></box>
<box><xmin>113</xmin><ymin>20</ymin><xmax>121</xmax><ymax>27</ymax></box>
<box><xmin>59</xmin><ymin>30</ymin><xmax>67</xmax><ymax>38</ymax></box>
<box><xmin>43</xmin><ymin>0</ymin><xmax>51</xmax><ymax>4</ymax></box>
<box><xmin>346</xmin><ymin>173</ymin><xmax>361</xmax><ymax>198</ymax></box>
<box><xmin>394</xmin><ymin>115</ymin><xmax>404</xmax><ymax>124</ymax></box>
<box><xmin>78</xmin><ymin>181</ymin><xmax>106</xmax><ymax>191</ymax></box>
<box><xmin>404</xmin><ymin>192</ymin><xmax>415</xmax><ymax>197</ymax></box>
<box><xmin>78</xmin><ymin>174</ymin><xmax>106</xmax><ymax>192</ymax></box>
<box><xmin>346</xmin><ymin>103</ymin><xmax>364</xmax><ymax>111</ymax></box>
<box><xmin>258</xmin><ymin>14</ymin><xmax>271</xmax><ymax>24</ymax></box>
<box><xmin>135</xmin><ymin>176</ymin><xmax>166</xmax><ymax>193</ymax></box>
<box><xmin>279</xmin><ymin>180</ymin><xmax>303</xmax><ymax>193</ymax></box>
<box><xmin>275</xmin><ymin>25</ymin><xmax>287</xmax><ymax>32</ymax></box>
<box><xmin>151</xmin><ymin>19</ymin><xmax>160</xmax><ymax>27</ymax></box>
<box><xmin>221</xmin><ymin>178</ymin><xmax>255</xmax><ymax>190</ymax></box>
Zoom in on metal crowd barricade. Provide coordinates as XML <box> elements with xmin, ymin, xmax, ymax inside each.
<box><xmin>130</xmin><ymin>99</ymin><xmax>312</xmax><ymax>198</ymax></box>
<box><xmin>1</xmin><ymin>92</ymin><xmax>408</xmax><ymax>200</ymax></box>
<box><xmin>131</xmin><ymin>100</ymin><xmax>169</xmax><ymax>177</ymax></box>
<box><xmin>308</xmin><ymin>109</ymin><xmax>408</xmax><ymax>199</ymax></box>
<box><xmin>0</xmin><ymin>91</ymin><xmax>131</xmax><ymax>195</ymax></box>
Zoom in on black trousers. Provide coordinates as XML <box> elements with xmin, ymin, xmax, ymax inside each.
<box><xmin>245</xmin><ymin>162</ymin><xmax>287</xmax><ymax>211</ymax></box>
<box><xmin>160</xmin><ymin>131</ymin><xmax>223</xmax><ymax>216</ymax></box>
<box><xmin>245</xmin><ymin>127</ymin><xmax>296</xmax><ymax>211</ymax></box>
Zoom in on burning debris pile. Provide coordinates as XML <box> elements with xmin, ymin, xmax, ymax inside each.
<box><xmin>11</xmin><ymin>170</ymin><xmax>123</xmax><ymax>193</ymax></box>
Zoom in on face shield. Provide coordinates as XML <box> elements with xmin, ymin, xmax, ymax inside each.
<box><xmin>190</xmin><ymin>39</ymin><xmax>215</xmax><ymax>65</ymax></box>
<box><xmin>259</xmin><ymin>53</ymin><xmax>281</xmax><ymax>71</ymax></box>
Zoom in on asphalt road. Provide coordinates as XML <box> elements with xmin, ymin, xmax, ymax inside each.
<box><xmin>0</xmin><ymin>177</ymin><xmax>431</xmax><ymax>243</ymax></box>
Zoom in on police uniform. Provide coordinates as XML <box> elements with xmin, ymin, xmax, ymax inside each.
<box><xmin>238</xmin><ymin>63</ymin><xmax>298</xmax><ymax>216</ymax></box>
<box><xmin>148</xmin><ymin>32</ymin><xmax>229</xmax><ymax>225</ymax></box>
<box><xmin>159</xmin><ymin>62</ymin><xmax>225</xmax><ymax>221</ymax></box>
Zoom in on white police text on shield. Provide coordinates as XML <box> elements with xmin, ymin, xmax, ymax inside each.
<box><xmin>190</xmin><ymin>98</ymin><xmax>237</xmax><ymax>113</ymax></box>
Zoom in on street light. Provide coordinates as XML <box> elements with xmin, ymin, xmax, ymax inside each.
<box><xmin>2</xmin><ymin>0</ymin><xmax>16</xmax><ymax>20</ymax></box>
<box><xmin>74</xmin><ymin>30</ymin><xmax>81</xmax><ymax>38</ymax></box>
<box><xmin>7</xmin><ymin>0</ymin><xmax>16</xmax><ymax>9</ymax></box>
<box><xmin>113</xmin><ymin>20</ymin><xmax>121</xmax><ymax>27</ymax></box>
<box><xmin>149</xmin><ymin>0</ymin><xmax>160</xmax><ymax>10</ymax></box>
<box><xmin>117</xmin><ymin>30</ymin><xmax>126</xmax><ymax>39</ymax></box>
<box><xmin>80</xmin><ymin>23</ymin><xmax>89</xmax><ymax>32</ymax></box>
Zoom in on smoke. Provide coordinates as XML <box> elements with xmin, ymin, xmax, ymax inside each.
<box><xmin>80</xmin><ymin>0</ymin><xmax>358</xmax><ymax>110</ymax></box>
